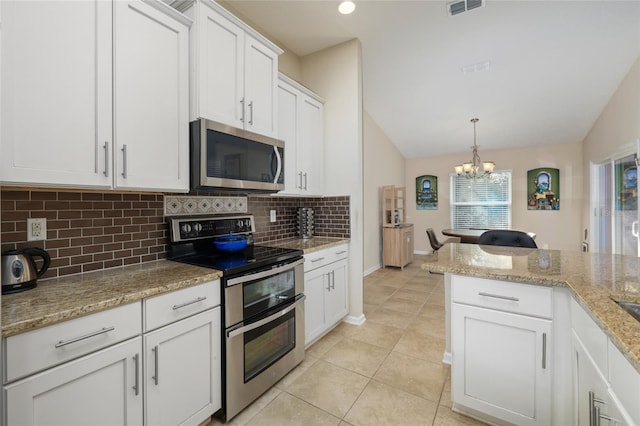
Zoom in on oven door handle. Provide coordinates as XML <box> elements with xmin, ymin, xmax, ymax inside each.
<box><xmin>227</xmin><ymin>295</ymin><xmax>306</xmax><ymax>338</ymax></box>
<box><xmin>227</xmin><ymin>258</ymin><xmax>304</xmax><ymax>287</ymax></box>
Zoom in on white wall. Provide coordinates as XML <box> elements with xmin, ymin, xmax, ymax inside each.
<box><xmin>362</xmin><ymin>112</ymin><xmax>405</xmax><ymax>274</ymax></box>
<box><xmin>406</xmin><ymin>141</ymin><xmax>584</xmax><ymax>252</ymax></box>
<box><xmin>300</xmin><ymin>39</ymin><xmax>365</xmax><ymax>325</ymax></box>
<box><xmin>582</xmin><ymin>56</ymin><xmax>640</xmax><ymax>246</ymax></box>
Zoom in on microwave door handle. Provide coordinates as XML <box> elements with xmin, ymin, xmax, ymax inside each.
<box><xmin>273</xmin><ymin>146</ymin><xmax>282</xmax><ymax>184</ymax></box>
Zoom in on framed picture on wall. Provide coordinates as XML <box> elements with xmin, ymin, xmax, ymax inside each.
<box><xmin>527</xmin><ymin>168</ymin><xmax>560</xmax><ymax>210</ymax></box>
<box><xmin>416</xmin><ymin>175</ymin><xmax>438</xmax><ymax>210</ymax></box>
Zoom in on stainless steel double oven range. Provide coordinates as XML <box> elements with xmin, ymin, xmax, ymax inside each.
<box><xmin>168</xmin><ymin>215</ymin><xmax>305</xmax><ymax>421</ymax></box>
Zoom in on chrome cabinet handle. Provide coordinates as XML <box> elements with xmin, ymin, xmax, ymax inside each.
<box><xmin>103</xmin><ymin>142</ymin><xmax>109</xmax><ymax>177</ymax></box>
<box><xmin>593</xmin><ymin>405</ymin><xmax>613</xmax><ymax>426</ymax></box>
<box><xmin>152</xmin><ymin>345</ymin><xmax>159</xmax><ymax>385</ymax></box>
<box><xmin>335</xmin><ymin>250</ymin><xmax>347</xmax><ymax>255</ymax></box>
<box><xmin>542</xmin><ymin>333</ymin><xmax>547</xmax><ymax>369</ymax></box>
<box><xmin>303</xmin><ymin>172</ymin><xmax>307</xmax><ymax>190</ymax></box>
<box><xmin>311</xmin><ymin>257</ymin><xmax>325</xmax><ymax>263</ymax></box>
<box><xmin>589</xmin><ymin>391</ymin><xmax>607</xmax><ymax>426</ymax></box>
<box><xmin>133</xmin><ymin>353</ymin><xmax>140</xmax><ymax>396</ymax></box>
<box><xmin>228</xmin><ymin>295</ymin><xmax>305</xmax><ymax>338</ymax></box>
<box><xmin>172</xmin><ymin>296</ymin><xmax>207</xmax><ymax>310</ymax></box>
<box><xmin>248</xmin><ymin>100</ymin><xmax>254</xmax><ymax>125</ymax></box>
<box><xmin>298</xmin><ymin>172</ymin><xmax>303</xmax><ymax>189</ymax></box>
<box><xmin>121</xmin><ymin>144</ymin><xmax>128</xmax><ymax>178</ymax></box>
<box><xmin>54</xmin><ymin>326</ymin><xmax>115</xmax><ymax>348</ymax></box>
<box><xmin>330</xmin><ymin>271</ymin><xmax>335</xmax><ymax>290</ymax></box>
<box><xmin>240</xmin><ymin>98</ymin><xmax>245</xmax><ymax>122</ymax></box>
<box><xmin>478</xmin><ymin>292</ymin><xmax>519</xmax><ymax>302</ymax></box>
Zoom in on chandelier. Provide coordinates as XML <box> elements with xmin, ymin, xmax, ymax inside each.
<box><xmin>454</xmin><ymin>118</ymin><xmax>495</xmax><ymax>178</ymax></box>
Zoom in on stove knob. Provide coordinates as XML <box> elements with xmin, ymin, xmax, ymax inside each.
<box><xmin>236</xmin><ymin>220</ymin><xmax>243</xmax><ymax>230</ymax></box>
<box><xmin>181</xmin><ymin>223</ymin><xmax>192</xmax><ymax>234</ymax></box>
<box><xmin>193</xmin><ymin>223</ymin><xmax>202</xmax><ymax>233</ymax></box>
<box><xmin>244</xmin><ymin>219</ymin><xmax>251</xmax><ymax>230</ymax></box>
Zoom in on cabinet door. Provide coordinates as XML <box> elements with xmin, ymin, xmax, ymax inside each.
<box><xmin>113</xmin><ymin>0</ymin><xmax>189</xmax><ymax>192</ymax></box>
<box><xmin>195</xmin><ymin>2</ymin><xmax>244</xmax><ymax>127</ymax></box>
<box><xmin>278</xmin><ymin>83</ymin><xmax>301</xmax><ymax>194</ymax></box>
<box><xmin>325</xmin><ymin>259</ymin><xmax>348</xmax><ymax>328</ymax></box>
<box><xmin>4</xmin><ymin>337</ymin><xmax>142</xmax><ymax>426</ymax></box>
<box><xmin>299</xmin><ymin>96</ymin><xmax>324</xmax><ymax>195</ymax></box>
<box><xmin>452</xmin><ymin>303</ymin><xmax>551</xmax><ymax>426</ymax></box>
<box><xmin>0</xmin><ymin>0</ymin><xmax>112</xmax><ymax>187</ymax></box>
<box><xmin>144</xmin><ymin>308</ymin><xmax>221</xmax><ymax>426</ymax></box>
<box><xmin>402</xmin><ymin>227</ymin><xmax>414</xmax><ymax>265</ymax></box>
<box><xmin>573</xmin><ymin>334</ymin><xmax>611</xmax><ymax>426</ymax></box>
<box><xmin>304</xmin><ymin>267</ymin><xmax>327</xmax><ymax>346</ymax></box>
<box><xmin>244</xmin><ymin>34</ymin><xmax>278</xmax><ymax>138</ymax></box>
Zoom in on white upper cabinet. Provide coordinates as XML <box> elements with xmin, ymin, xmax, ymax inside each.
<box><xmin>113</xmin><ymin>0</ymin><xmax>190</xmax><ymax>192</ymax></box>
<box><xmin>1</xmin><ymin>0</ymin><xmax>112</xmax><ymax>188</ymax></box>
<box><xmin>278</xmin><ymin>74</ymin><xmax>324</xmax><ymax>196</ymax></box>
<box><xmin>0</xmin><ymin>0</ymin><xmax>191</xmax><ymax>192</ymax></box>
<box><xmin>180</xmin><ymin>0</ymin><xmax>282</xmax><ymax>138</ymax></box>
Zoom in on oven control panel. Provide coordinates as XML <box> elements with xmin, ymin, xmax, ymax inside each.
<box><xmin>169</xmin><ymin>215</ymin><xmax>255</xmax><ymax>242</ymax></box>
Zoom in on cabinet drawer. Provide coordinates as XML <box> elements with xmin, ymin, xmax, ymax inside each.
<box><xmin>451</xmin><ymin>275</ymin><xmax>553</xmax><ymax>319</ymax></box>
<box><xmin>570</xmin><ymin>298</ymin><xmax>608</xmax><ymax>374</ymax></box>
<box><xmin>144</xmin><ymin>280</ymin><xmax>220</xmax><ymax>332</ymax></box>
<box><xmin>4</xmin><ymin>302</ymin><xmax>141</xmax><ymax>383</ymax></box>
<box><xmin>304</xmin><ymin>244</ymin><xmax>348</xmax><ymax>272</ymax></box>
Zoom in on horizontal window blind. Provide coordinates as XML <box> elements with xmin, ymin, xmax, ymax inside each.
<box><xmin>450</xmin><ymin>171</ymin><xmax>512</xmax><ymax>229</ymax></box>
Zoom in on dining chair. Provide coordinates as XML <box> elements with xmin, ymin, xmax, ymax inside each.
<box><xmin>477</xmin><ymin>230</ymin><xmax>538</xmax><ymax>248</ymax></box>
<box><xmin>426</xmin><ymin>228</ymin><xmax>460</xmax><ymax>252</ymax></box>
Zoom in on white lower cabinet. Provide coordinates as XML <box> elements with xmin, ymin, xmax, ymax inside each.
<box><xmin>304</xmin><ymin>245</ymin><xmax>348</xmax><ymax>346</ymax></box>
<box><xmin>5</xmin><ymin>337</ymin><xmax>143</xmax><ymax>426</ymax></box>
<box><xmin>144</xmin><ymin>308</ymin><xmax>221</xmax><ymax>426</ymax></box>
<box><xmin>450</xmin><ymin>276</ymin><xmax>552</xmax><ymax>426</ymax></box>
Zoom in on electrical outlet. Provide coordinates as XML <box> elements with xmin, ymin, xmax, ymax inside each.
<box><xmin>270</xmin><ymin>210</ymin><xmax>277</xmax><ymax>223</ymax></box>
<box><xmin>27</xmin><ymin>218</ymin><xmax>47</xmax><ymax>241</ymax></box>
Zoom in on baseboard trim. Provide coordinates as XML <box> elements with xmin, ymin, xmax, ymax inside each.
<box><xmin>363</xmin><ymin>264</ymin><xmax>380</xmax><ymax>276</ymax></box>
<box><xmin>343</xmin><ymin>314</ymin><xmax>366</xmax><ymax>326</ymax></box>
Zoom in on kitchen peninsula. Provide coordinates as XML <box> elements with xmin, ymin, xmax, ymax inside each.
<box><xmin>423</xmin><ymin>243</ymin><xmax>640</xmax><ymax>426</ymax></box>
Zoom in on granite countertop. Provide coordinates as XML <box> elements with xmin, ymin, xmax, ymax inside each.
<box><xmin>422</xmin><ymin>243</ymin><xmax>640</xmax><ymax>373</ymax></box>
<box><xmin>265</xmin><ymin>237</ymin><xmax>350</xmax><ymax>254</ymax></box>
<box><xmin>1</xmin><ymin>260</ymin><xmax>221</xmax><ymax>338</ymax></box>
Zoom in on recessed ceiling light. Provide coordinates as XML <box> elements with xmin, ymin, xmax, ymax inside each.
<box><xmin>338</xmin><ymin>1</ymin><xmax>355</xmax><ymax>15</ymax></box>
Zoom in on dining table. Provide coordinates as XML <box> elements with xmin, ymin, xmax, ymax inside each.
<box><xmin>442</xmin><ymin>228</ymin><xmax>536</xmax><ymax>244</ymax></box>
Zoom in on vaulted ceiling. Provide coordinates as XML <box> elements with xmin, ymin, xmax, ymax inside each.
<box><xmin>227</xmin><ymin>0</ymin><xmax>640</xmax><ymax>158</ymax></box>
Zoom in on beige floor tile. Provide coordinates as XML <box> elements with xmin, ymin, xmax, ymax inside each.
<box><xmin>374</xmin><ymin>351</ymin><xmax>448</xmax><ymax>402</ymax></box>
<box><xmin>286</xmin><ymin>360</ymin><xmax>370</xmax><ymax>418</ymax></box>
<box><xmin>406</xmin><ymin>316</ymin><xmax>446</xmax><ymax>339</ymax></box>
<box><xmin>441</xmin><ymin>375</ymin><xmax>452</xmax><ymax>408</ymax></box>
<box><xmin>383</xmin><ymin>295</ymin><xmax>424</xmax><ymax>314</ymax></box>
<box><xmin>245</xmin><ymin>392</ymin><xmax>341</xmax><ymax>426</ymax></box>
<box><xmin>349</xmin><ymin>321</ymin><xmax>404</xmax><ymax>350</ymax></box>
<box><xmin>392</xmin><ymin>288</ymin><xmax>431</xmax><ymax>303</ymax></box>
<box><xmin>275</xmin><ymin>354</ymin><xmax>319</xmax><ymax>391</ymax></box>
<box><xmin>419</xmin><ymin>303</ymin><xmax>446</xmax><ymax>319</ymax></box>
<box><xmin>393</xmin><ymin>330</ymin><xmax>446</xmax><ymax>364</ymax></box>
<box><xmin>366</xmin><ymin>307</ymin><xmax>414</xmax><ymax>329</ymax></box>
<box><xmin>427</xmin><ymin>290</ymin><xmax>446</xmax><ymax>306</ymax></box>
<box><xmin>322</xmin><ymin>338</ymin><xmax>389</xmax><ymax>377</ymax></box>
<box><xmin>326</xmin><ymin>321</ymin><xmax>359</xmax><ymax>339</ymax></box>
<box><xmin>433</xmin><ymin>406</ymin><xmax>489</xmax><ymax>425</ymax></box>
<box><xmin>402</xmin><ymin>281</ymin><xmax>433</xmax><ymax>293</ymax></box>
<box><xmin>306</xmin><ymin>331</ymin><xmax>344</xmax><ymax>358</ymax></box>
<box><xmin>363</xmin><ymin>285</ymin><xmax>397</xmax><ymax>305</ymax></box>
<box><xmin>362</xmin><ymin>303</ymin><xmax>379</xmax><ymax>317</ymax></box>
<box><xmin>344</xmin><ymin>379</ymin><xmax>438</xmax><ymax>426</ymax></box>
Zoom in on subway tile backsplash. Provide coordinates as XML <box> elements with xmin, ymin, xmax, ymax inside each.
<box><xmin>1</xmin><ymin>189</ymin><xmax>350</xmax><ymax>280</ymax></box>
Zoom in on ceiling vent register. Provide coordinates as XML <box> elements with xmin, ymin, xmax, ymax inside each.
<box><xmin>448</xmin><ymin>0</ymin><xmax>484</xmax><ymax>16</ymax></box>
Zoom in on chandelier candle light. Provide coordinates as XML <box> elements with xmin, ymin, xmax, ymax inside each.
<box><xmin>455</xmin><ymin>118</ymin><xmax>495</xmax><ymax>178</ymax></box>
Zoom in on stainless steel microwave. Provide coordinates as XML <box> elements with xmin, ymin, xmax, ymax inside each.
<box><xmin>190</xmin><ymin>119</ymin><xmax>284</xmax><ymax>192</ymax></box>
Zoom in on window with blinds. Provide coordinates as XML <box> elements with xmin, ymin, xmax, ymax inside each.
<box><xmin>450</xmin><ymin>171</ymin><xmax>512</xmax><ymax>229</ymax></box>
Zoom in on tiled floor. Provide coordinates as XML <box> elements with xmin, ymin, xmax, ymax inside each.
<box><xmin>212</xmin><ymin>255</ymin><xmax>486</xmax><ymax>426</ymax></box>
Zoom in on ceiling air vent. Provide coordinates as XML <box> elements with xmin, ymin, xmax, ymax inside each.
<box><xmin>448</xmin><ymin>0</ymin><xmax>485</xmax><ymax>16</ymax></box>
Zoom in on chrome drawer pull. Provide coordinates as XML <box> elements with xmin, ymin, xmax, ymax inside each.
<box><xmin>172</xmin><ymin>296</ymin><xmax>206</xmax><ymax>310</ymax></box>
<box><xmin>478</xmin><ymin>292</ymin><xmax>519</xmax><ymax>302</ymax></box>
<box><xmin>311</xmin><ymin>257</ymin><xmax>325</xmax><ymax>263</ymax></box>
<box><xmin>152</xmin><ymin>346</ymin><xmax>159</xmax><ymax>386</ymax></box>
<box><xmin>55</xmin><ymin>326</ymin><xmax>115</xmax><ymax>348</ymax></box>
<box><xmin>335</xmin><ymin>250</ymin><xmax>347</xmax><ymax>255</ymax></box>
<box><xmin>542</xmin><ymin>332</ymin><xmax>547</xmax><ymax>369</ymax></box>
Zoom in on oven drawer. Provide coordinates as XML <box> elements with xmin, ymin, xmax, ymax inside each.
<box><xmin>5</xmin><ymin>302</ymin><xmax>141</xmax><ymax>383</ymax></box>
<box><xmin>304</xmin><ymin>244</ymin><xmax>349</xmax><ymax>272</ymax></box>
<box><xmin>144</xmin><ymin>280</ymin><xmax>220</xmax><ymax>332</ymax></box>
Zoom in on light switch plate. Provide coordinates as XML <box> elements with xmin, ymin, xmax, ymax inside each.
<box><xmin>27</xmin><ymin>218</ymin><xmax>47</xmax><ymax>241</ymax></box>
